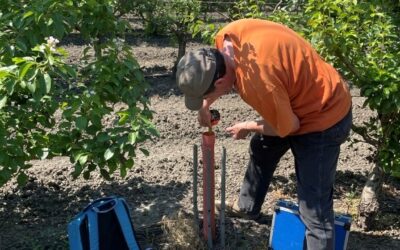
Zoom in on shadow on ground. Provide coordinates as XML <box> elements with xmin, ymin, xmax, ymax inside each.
<box><xmin>0</xmin><ymin>176</ymin><xmax>189</xmax><ymax>249</ymax></box>
<box><xmin>348</xmin><ymin>230</ymin><xmax>400</xmax><ymax>250</ymax></box>
<box><xmin>268</xmin><ymin>170</ymin><xmax>400</xmax><ymax>230</ymax></box>
<box><xmin>145</xmin><ymin>75</ymin><xmax>181</xmax><ymax>98</ymax></box>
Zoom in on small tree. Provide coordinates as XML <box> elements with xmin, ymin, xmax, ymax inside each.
<box><xmin>167</xmin><ymin>0</ymin><xmax>203</xmax><ymax>75</ymax></box>
<box><xmin>228</xmin><ymin>0</ymin><xmax>270</xmax><ymax>19</ymax></box>
<box><xmin>131</xmin><ymin>0</ymin><xmax>202</xmax><ymax>75</ymax></box>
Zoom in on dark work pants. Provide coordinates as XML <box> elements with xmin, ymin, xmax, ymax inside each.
<box><xmin>238</xmin><ymin>110</ymin><xmax>352</xmax><ymax>250</ymax></box>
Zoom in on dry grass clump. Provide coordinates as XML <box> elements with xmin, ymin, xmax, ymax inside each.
<box><xmin>161</xmin><ymin>210</ymin><xmax>207</xmax><ymax>249</ymax></box>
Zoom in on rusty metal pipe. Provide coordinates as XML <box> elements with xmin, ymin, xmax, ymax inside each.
<box><xmin>201</xmin><ymin>131</ymin><xmax>216</xmax><ymax>245</ymax></box>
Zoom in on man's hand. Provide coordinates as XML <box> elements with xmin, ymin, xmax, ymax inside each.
<box><xmin>226</xmin><ymin>122</ymin><xmax>251</xmax><ymax>140</ymax></box>
<box><xmin>198</xmin><ymin>107</ymin><xmax>212</xmax><ymax>128</ymax></box>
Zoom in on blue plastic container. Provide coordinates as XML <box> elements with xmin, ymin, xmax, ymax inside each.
<box><xmin>269</xmin><ymin>200</ymin><xmax>351</xmax><ymax>250</ymax></box>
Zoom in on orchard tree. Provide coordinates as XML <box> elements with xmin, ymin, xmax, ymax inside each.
<box><xmin>228</xmin><ymin>0</ymin><xmax>271</xmax><ymax>19</ymax></box>
<box><xmin>132</xmin><ymin>0</ymin><xmax>202</xmax><ymax>75</ymax></box>
<box><xmin>268</xmin><ymin>0</ymin><xmax>400</xmax><ymax>229</ymax></box>
<box><xmin>0</xmin><ymin>0</ymin><xmax>158</xmax><ymax>187</ymax></box>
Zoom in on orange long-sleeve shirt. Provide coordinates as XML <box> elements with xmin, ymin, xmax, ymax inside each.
<box><xmin>215</xmin><ymin>19</ymin><xmax>351</xmax><ymax>137</ymax></box>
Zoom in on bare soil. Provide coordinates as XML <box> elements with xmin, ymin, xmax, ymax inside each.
<box><xmin>0</xmin><ymin>35</ymin><xmax>399</xmax><ymax>250</ymax></box>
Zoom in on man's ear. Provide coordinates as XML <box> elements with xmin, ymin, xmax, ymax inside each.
<box><xmin>214</xmin><ymin>77</ymin><xmax>224</xmax><ymax>87</ymax></box>
<box><xmin>214</xmin><ymin>77</ymin><xmax>228</xmax><ymax>92</ymax></box>
<box><xmin>215</xmin><ymin>75</ymin><xmax>233</xmax><ymax>90</ymax></box>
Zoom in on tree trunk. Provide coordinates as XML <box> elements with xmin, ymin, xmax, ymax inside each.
<box><xmin>357</xmin><ymin>163</ymin><xmax>383</xmax><ymax>230</ymax></box>
<box><xmin>172</xmin><ymin>33</ymin><xmax>187</xmax><ymax>78</ymax></box>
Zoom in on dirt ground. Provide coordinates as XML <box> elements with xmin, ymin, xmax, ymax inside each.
<box><xmin>0</xmin><ymin>34</ymin><xmax>400</xmax><ymax>250</ymax></box>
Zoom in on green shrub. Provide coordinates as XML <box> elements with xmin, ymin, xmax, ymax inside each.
<box><xmin>0</xmin><ymin>0</ymin><xmax>157</xmax><ymax>186</ymax></box>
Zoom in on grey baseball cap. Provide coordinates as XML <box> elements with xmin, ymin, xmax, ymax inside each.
<box><xmin>176</xmin><ymin>48</ymin><xmax>216</xmax><ymax>110</ymax></box>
